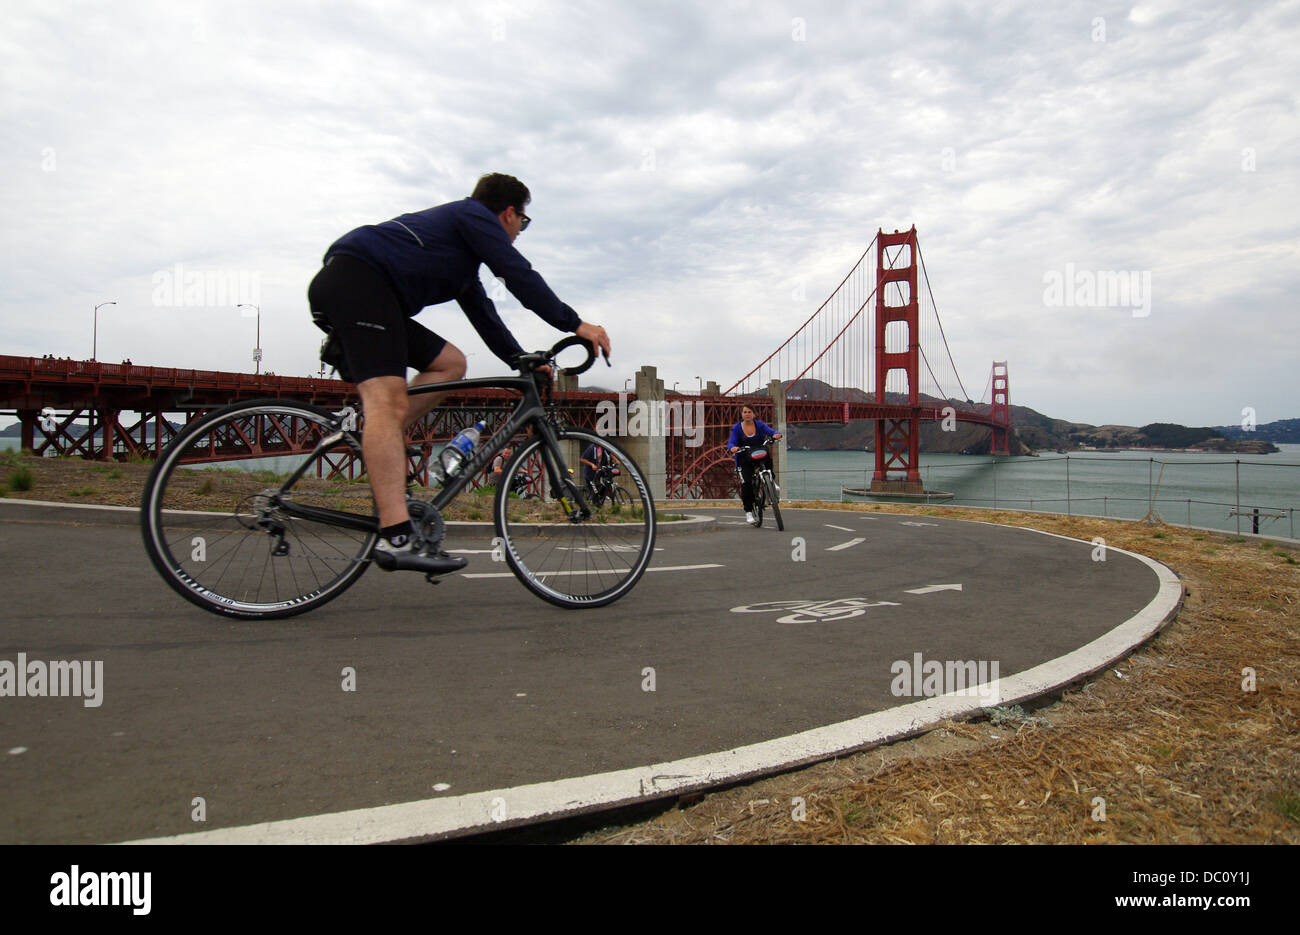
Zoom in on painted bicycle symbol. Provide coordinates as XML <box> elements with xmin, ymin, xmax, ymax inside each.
<box><xmin>730</xmin><ymin>597</ymin><xmax>899</xmax><ymax>625</ymax></box>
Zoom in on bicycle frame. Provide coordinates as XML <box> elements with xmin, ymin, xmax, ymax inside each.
<box><xmin>268</xmin><ymin>372</ymin><xmax>588</xmax><ymax>533</ymax></box>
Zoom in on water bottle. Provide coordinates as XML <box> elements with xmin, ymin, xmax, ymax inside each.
<box><xmin>434</xmin><ymin>420</ymin><xmax>486</xmax><ymax>483</ymax></box>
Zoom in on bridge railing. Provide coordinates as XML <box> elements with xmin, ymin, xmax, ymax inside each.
<box><xmin>0</xmin><ymin>354</ymin><xmax>344</xmax><ymax>393</ymax></box>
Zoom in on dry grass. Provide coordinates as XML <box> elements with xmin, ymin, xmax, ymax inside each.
<box><xmin>570</xmin><ymin>502</ymin><xmax>1300</xmax><ymax>844</ymax></box>
<box><xmin>0</xmin><ymin>450</ymin><xmax>650</xmax><ymax>523</ymax></box>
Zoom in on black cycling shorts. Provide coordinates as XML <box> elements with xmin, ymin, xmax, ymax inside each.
<box><xmin>307</xmin><ymin>254</ymin><xmax>447</xmax><ymax>383</ymax></box>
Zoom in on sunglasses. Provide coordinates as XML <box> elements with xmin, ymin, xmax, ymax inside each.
<box><xmin>516</xmin><ymin>208</ymin><xmax>531</xmax><ymax>231</ymax></box>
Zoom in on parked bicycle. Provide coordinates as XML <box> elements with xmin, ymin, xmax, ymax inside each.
<box><xmin>140</xmin><ymin>337</ymin><xmax>656</xmax><ymax>618</ymax></box>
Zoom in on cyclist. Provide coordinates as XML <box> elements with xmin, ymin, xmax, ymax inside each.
<box><xmin>308</xmin><ymin>172</ymin><xmax>611</xmax><ymax>574</ymax></box>
<box><xmin>580</xmin><ymin>442</ymin><xmax>614</xmax><ymax>487</ymax></box>
<box><xmin>486</xmin><ymin>445</ymin><xmax>514</xmax><ymax>488</ymax></box>
<box><xmin>728</xmin><ymin>404</ymin><xmax>782</xmax><ymax>525</ymax></box>
<box><xmin>487</xmin><ymin>442</ymin><xmax>535</xmax><ymax>497</ymax></box>
<box><xmin>580</xmin><ymin>442</ymin><xmax>622</xmax><ymax>501</ymax></box>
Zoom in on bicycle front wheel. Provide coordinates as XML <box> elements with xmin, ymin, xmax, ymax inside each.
<box><xmin>753</xmin><ymin>475</ymin><xmax>766</xmax><ymax>528</ymax></box>
<box><xmin>494</xmin><ymin>429</ymin><xmax>656</xmax><ymax>608</ymax></box>
<box><xmin>140</xmin><ymin>398</ymin><xmax>377</xmax><ymax>619</ymax></box>
<box><xmin>764</xmin><ymin>475</ymin><xmax>784</xmax><ymax>531</ymax></box>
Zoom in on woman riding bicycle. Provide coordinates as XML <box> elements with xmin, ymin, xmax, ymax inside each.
<box><xmin>728</xmin><ymin>405</ymin><xmax>782</xmax><ymax>525</ymax></box>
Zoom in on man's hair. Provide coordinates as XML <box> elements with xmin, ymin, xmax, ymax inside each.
<box><xmin>471</xmin><ymin>173</ymin><xmax>530</xmax><ymax>214</ymax></box>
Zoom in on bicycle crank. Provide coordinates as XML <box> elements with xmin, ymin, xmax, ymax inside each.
<box><xmin>406</xmin><ymin>498</ymin><xmax>446</xmax><ymax>555</ymax></box>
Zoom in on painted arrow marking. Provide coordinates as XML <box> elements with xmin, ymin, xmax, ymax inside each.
<box><xmin>899</xmin><ymin>521</ymin><xmax>939</xmax><ymax>528</ymax></box>
<box><xmin>826</xmin><ymin>538</ymin><xmax>866</xmax><ymax>551</ymax></box>
<box><xmin>905</xmin><ymin>584</ymin><xmax>964</xmax><ymax>595</ymax></box>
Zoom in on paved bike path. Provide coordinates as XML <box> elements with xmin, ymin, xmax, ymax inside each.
<box><xmin>0</xmin><ymin>503</ymin><xmax>1180</xmax><ymax>843</ymax></box>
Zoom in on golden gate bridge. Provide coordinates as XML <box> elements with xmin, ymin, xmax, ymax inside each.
<box><xmin>0</xmin><ymin>227</ymin><xmax>1011</xmax><ymax>498</ymax></box>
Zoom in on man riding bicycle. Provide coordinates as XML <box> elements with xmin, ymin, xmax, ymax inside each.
<box><xmin>728</xmin><ymin>404</ymin><xmax>782</xmax><ymax>525</ymax></box>
<box><xmin>580</xmin><ymin>442</ymin><xmax>623</xmax><ymax>503</ymax></box>
<box><xmin>308</xmin><ymin>173</ymin><xmax>610</xmax><ymax>575</ymax></box>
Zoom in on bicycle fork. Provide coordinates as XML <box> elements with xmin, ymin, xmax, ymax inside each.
<box><xmin>535</xmin><ymin>427</ymin><xmax>594</xmax><ymax>521</ymax></box>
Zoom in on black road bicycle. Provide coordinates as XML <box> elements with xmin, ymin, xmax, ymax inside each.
<box><xmin>140</xmin><ymin>337</ymin><xmax>656</xmax><ymax>618</ymax></box>
<box><xmin>742</xmin><ymin>437</ymin><xmax>783</xmax><ymax>531</ymax></box>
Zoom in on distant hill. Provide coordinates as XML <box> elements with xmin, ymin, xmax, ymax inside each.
<box><xmin>757</xmin><ymin>382</ymin><xmax>1289</xmax><ymax>454</ymax></box>
<box><xmin>1213</xmin><ymin>418</ymin><xmax>1300</xmax><ymax>444</ymax></box>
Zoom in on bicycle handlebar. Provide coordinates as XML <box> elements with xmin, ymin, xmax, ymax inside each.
<box><xmin>516</xmin><ymin>335</ymin><xmax>608</xmax><ymax>377</ymax></box>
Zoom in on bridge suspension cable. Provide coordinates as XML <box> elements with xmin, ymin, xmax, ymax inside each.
<box><xmin>724</xmin><ymin>229</ymin><xmax>979</xmax><ymax>410</ymax></box>
<box><xmin>722</xmin><ymin>234</ymin><xmax>879</xmax><ymax>399</ymax></box>
<box><xmin>917</xmin><ymin>241</ymin><xmax>974</xmax><ymax>404</ymax></box>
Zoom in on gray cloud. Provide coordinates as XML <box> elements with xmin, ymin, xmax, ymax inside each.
<box><xmin>1</xmin><ymin>0</ymin><xmax>1296</xmax><ymax>426</ymax></box>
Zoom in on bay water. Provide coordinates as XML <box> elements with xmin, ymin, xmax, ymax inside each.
<box><xmin>782</xmin><ymin>445</ymin><xmax>1300</xmax><ymax>537</ymax></box>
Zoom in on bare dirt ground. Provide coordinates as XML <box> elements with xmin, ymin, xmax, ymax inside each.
<box><xmin>4</xmin><ymin>453</ymin><xmax>1298</xmax><ymax>844</ymax></box>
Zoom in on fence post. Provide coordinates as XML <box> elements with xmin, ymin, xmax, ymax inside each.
<box><xmin>993</xmin><ymin>457</ymin><xmax>998</xmax><ymax>508</ymax></box>
<box><xmin>1235</xmin><ymin>460</ymin><xmax>1241</xmax><ymax>535</ymax></box>
<box><xmin>1066</xmin><ymin>456</ymin><xmax>1071</xmax><ymax>517</ymax></box>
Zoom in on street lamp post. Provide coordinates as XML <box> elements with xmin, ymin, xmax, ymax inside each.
<box><xmin>237</xmin><ymin>303</ymin><xmax>261</xmax><ymax>375</ymax></box>
<box><xmin>696</xmin><ymin>375</ymin><xmax>702</xmax><ymax>395</ymax></box>
<box><xmin>93</xmin><ymin>301</ymin><xmax>116</xmax><ymax>361</ymax></box>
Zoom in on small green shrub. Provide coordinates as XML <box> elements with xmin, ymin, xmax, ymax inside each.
<box><xmin>8</xmin><ymin>465</ymin><xmax>34</xmax><ymax>492</ymax></box>
<box><xmin>1272</xmin><ymin>792</ymin><xmax>1300</xmax><ymax>824</ymax></box>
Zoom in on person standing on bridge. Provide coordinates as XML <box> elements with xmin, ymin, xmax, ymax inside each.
<box><xmin>729</xmin><ymin>405</ymin><xmax>781</xmax><ymax>524</ymax></box>
<box><xmin>308</xmin><ymin>173</ymin><xmax>610</xmax><ymax>575</ymax></box>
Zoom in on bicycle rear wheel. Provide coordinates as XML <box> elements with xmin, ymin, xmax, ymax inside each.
<box><xmin>494</xmin><ymin>429</ymin><xmax>656</xmax><ymax>608</ymax></box>
<box><xmin>140</xmin><ymin>399</ymin><xmax>377</xmax><ymax>619</ymax></box>
<box><xmin>764</xmin><ymin>474</ymin><xmax>784</xmax><ymax>531</ymax></box>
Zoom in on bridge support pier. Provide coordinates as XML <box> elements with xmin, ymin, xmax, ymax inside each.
<box><xmin>768</xmin><ymin>378</ymin><xmax>787</xmax><ymax>487</ymax></box>
<box><xmin>17</xmin><ymin>409</ymin><xmax>38</xmax><ymax>452</ymax></box>
<box><xmin>624</xmin><ymin>365</ymin><xmax>666</xmax><ymax>501</ymax></box>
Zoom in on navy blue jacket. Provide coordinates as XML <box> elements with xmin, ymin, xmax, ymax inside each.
<box><xmin>325</xmin><ymin>197</ymin><xmax>581</xmax><ymax>366</ymax></box>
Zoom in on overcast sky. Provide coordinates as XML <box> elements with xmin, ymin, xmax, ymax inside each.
<box><xmin>2</xmin><ymin>0</ymin><xmax>1297</xmax><ymax>428</ymax></box>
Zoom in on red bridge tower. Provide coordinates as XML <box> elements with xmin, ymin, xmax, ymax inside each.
<box><xmin>871</xmin><ymin>227</ymin><xmax>922</xmax><ymax>493</ymax></box>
